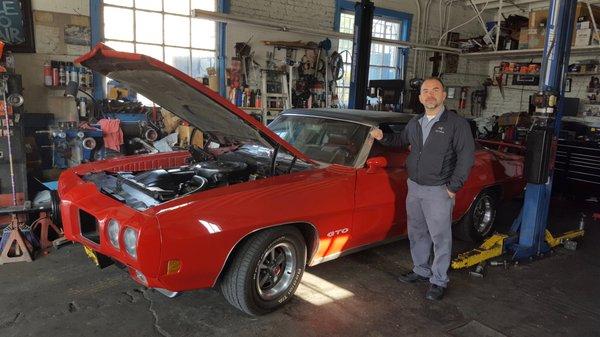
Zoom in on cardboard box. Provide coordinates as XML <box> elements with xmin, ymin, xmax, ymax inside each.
<box><xmin>575</xmin><ymin>28</ymin><xmax>592</xmax><ymax>46</ymax></box>
<box><xmin>529</xmin><ymin>9</ymin><xmax>548</xmax><ymax>29</ymax></box>
<box><xmin>572</xmin><ymin>2</ymin><xmax>600</xmax><ymax>45</ymax></box>
<box><xmin>518</xmin><ymin>29</ymin><xmax>529</xmax><ymax>49</ymax></box>
<box><xmin>577</xmin><ymin>21</ymin><xmax>591</xmax><ymax>29</ymax></box>
<box><xmin>528</xmin><ymin>28</ymin><xmax>546</xmax><ymax>49</ymax></box>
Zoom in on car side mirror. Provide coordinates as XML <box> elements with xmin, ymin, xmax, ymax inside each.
<box><xmin>366</xmin><ymin>156</ymin><xmax>387</xmax><ymax>173</ymax></box>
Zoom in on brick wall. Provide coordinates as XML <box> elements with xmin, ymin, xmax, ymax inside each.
<box><xmin>229</xmin><ymin>0</ymin><xmax>336</xmax><ymax>30</ymax></box>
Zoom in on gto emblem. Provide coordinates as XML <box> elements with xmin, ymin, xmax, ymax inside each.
<box><xmin>327</xmin><ymin>228</ymin><xmax>349</xmax><ymax>237</ymax></box>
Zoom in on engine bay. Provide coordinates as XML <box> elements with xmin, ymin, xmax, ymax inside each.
<box><xmin>82</xmin><ymin>144</ymin><xmax>312</xmax><ymax>210</ymax></box>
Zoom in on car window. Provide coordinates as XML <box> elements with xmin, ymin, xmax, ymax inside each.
<box><xmin>368</xmin><ymin>122</ymin><xmax>408</xmax><ymax>168</ymax></box>
<box><xmin>269</xmin><ymin>115</ymin><xmax>370</xmax><ymax>166</ymax></box>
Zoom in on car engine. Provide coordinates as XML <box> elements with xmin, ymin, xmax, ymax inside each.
<box><xmin>82</xmin><ymin>145</ymin><xmax>310</xmax><ymax>210</ymax></box>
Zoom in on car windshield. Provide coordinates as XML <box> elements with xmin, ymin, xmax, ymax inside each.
<box><xmin>268</xmin><ymin>115</ymin><xmax>370</xmax><ymax>166</ymax></box>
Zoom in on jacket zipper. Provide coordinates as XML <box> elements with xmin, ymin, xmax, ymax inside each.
<box><xmin>416</xmin><ymin>120</ymin><xmax>423</xmax><ymax>184</ymax></box>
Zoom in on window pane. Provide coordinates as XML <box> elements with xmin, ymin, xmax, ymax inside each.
<box><xmin>104</xmin><ymin>7</ymin><xmax>134</xmax><ymax>41</ymax></box>
<box><xmin>382</xmin><ymin>68</ymin><xmax>397</xmax><ymax>79</ymax></box>
<box><xmin>340</xmin><ymin>13</ymin><xmax>354</xmax><ymax>34</ymax></box>
<box><xmin>135</xmin><ymin>10</ymin><xmax>162</xmax><ymax>44</ymax></box>
<box><xmin>342</xmin><ymin>64</ymin><xmax>351</xmax><ymax>85</ymax></box>
<box><xmin>372</xmin><ymin>19</ymin><xmax>385</xmax><ymax>38</ymax></box>
<box><xmin>339</xmin><ymin>88</ymin><xmax>349</xmax><ymax>108</ymax></box>
<box><xmin>165</xmin><ymin>0</ymin><xmax>190</xmax><ymax>15</ymax></box>
<box><xmin>192</xmin><ymin>50</ymin><xmax>216</xmax><ymax>78</ymax></box>
<box><xmin>135</xmin><ymin>0</ymin><xmax>161</xmax><ymax>11</ymax></box>
<box><xmin>136</xmin><ymin>43</ymin><xmax>163</xmax><ymax>61</ymax></box>
<box><xmin>165</xmin><ymin>15</ymin><xmax>191</xmax><ymax>47</ymax></box>
<box><xmin>369</xmin><ymin>67</ymin><xmax>379</xmax><ymax>80</ymax></box>
<box><xmin>192</xmin><ymin>18</ymin><xmax>216</xmax><ymax>49</ymax></box>
<box><xmin>104</xmin><ymin>0</ymin><xmax>132</xmax><ymax>6</ymax></box>
<box><xmin>382</xmin><ymin>45</ymin><xmax>397</xmax><ymax>67</ymax></box>
<box><xmin>370</xmin><ymin>43</ymin><xmax>383</xmax><ymax>66</ymax></box>
<box><xmin>165</xmin><ymin>47</ymin><xmax>190</xmax><ymax>74</ymax></box>
<box><xmin>385</xmin><ymin>21</ymin><xmax>401</xmax><ymax>40</ymax></box>
<box><xmin>192</xmin><ymin>0</ymin><xmax>216</xmax><ymax>11</ymax></box>
<box><xmin>105</xmin><ymin>40</ymin><xmax>135</xmax><ymax>52</ymax></box>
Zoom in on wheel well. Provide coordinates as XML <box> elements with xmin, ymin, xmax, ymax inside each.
<box><xmin>457</xmin><ymin>185</ymin><xmax>503</xmax><ymax>224</ymax></box>
<box><xmin>484</xmin><ymin>185</ymin><xmax>503</xmax><ymax>200</ymax></box>
<box><xmin>215</xmin><ymin>222</ymin><xmax>318</xmax><ymax>286</ymax></box>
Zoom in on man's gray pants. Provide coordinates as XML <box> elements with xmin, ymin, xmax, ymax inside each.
<box><xmin>406</xmin><ymin>179</ymin><xmax>454</xmax><ymax>288</ymax></box>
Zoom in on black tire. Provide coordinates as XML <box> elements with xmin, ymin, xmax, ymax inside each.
<box><xmin>455</xmin><ymin>190</ymin><xmax>498</xmax><ymax>242</ymax></box>
<box><xmin>220</xmin><ymin>226</ymin><xmax>306</xmax><ymax>316</ymax></box>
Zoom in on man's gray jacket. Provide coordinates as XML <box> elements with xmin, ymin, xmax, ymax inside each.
<box><xmin>380</xmin><ymin>109</ymin><xmax>475</xmax><ymax>193</ymax></box>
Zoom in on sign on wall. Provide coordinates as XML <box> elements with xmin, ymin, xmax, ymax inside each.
<box><xmin>0</xmin><ymin>0</ymin><xmax>35</xmax><ymax>53</ymax></box>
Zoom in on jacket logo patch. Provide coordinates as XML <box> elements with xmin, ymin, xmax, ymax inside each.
<box><xmin>435</xmin><ymin>126</ymin><xmax>445</xmax><ymax>134</ymax></box>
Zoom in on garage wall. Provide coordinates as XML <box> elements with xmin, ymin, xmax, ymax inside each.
<box><xmin>226</xmin><ymin>0</ymin><xmax>493</xmax><ymax>112</ymax></box>
<box><xmin>12</xmin><ymin>0</ymin><xmax>90</xmax><ymax>121</ymax></box>
<box><xmin>13</xmin><ymin>0</ymin><xmax>494</xmax><ymax>118</ymax></box>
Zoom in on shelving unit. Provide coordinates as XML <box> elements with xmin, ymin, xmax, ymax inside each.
<box><xmin>460</xmin><ymin>45</ymin><xmax>600</xmax><ymax>60</ymax></box>
<box><xmin>260</xmin><ymin>69</ymin><xmax>289</xmax><ymax>126</ymax></box>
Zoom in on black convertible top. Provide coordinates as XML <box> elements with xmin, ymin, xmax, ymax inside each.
<box><xmin>280</xmin><ymin>108</ymin><xmax>416</xmax><ymax>127</ymax></box>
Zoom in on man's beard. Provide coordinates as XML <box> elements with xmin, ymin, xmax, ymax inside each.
<box><xmin>423</xmin><ymin>101</ymin><xmax>441</xmax><ymax>109</ymax></box>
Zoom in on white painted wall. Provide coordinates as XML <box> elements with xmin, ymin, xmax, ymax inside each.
<box><xmin>32</xmin><ymin>0</ymin><xmax>89</xmax><ymax>16</ymax></box>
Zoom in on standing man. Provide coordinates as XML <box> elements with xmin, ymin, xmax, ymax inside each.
<box><xmin>370</xmin><ymin>77</ymin><xmax>475</xmax><ymax>300</ymax></box>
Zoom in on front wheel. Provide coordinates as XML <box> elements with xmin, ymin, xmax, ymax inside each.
<box><xmin>455</xmin><ymin>190</ymin><xmax>498</xmax><ymax>242</ymax></box>
<box><xmin>220</xmin><ymin>226</ymin><xmax>306</xmax><ymax>315</ymax></box>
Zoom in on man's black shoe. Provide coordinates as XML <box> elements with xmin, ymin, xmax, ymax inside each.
<box><xmin>397</xmin><ymin>271</ymin><xmax>429</xmax><ymax>284</ymax></box>
<box><xmin>425</xmin><ymin>284</ymin><xmax>445</xmax><ymax>300</ymax></box>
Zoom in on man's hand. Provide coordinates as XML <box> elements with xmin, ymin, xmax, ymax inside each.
<box><xmin>370</xmin><ymin>128</ymin><xmax>383</xmax><ymax>140</ymax></box>
<box><xmin>447</xmin><ymin>189</ymin><xmax>455</xmax><ymax>199</ymax></box>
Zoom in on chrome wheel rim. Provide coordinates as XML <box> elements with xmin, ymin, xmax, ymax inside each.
<box><xmin>473</xmin><ymin>196</ymin><xmax>495</xmax><ymax>236</ymax></box>
<box><xmin>256</xmin><ymin>242</ymin><xmax>296</xmax><ymax>301</ymax></box>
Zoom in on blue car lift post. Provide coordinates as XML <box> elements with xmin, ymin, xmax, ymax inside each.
<box><xmin>452</xmin><ymin>0</ymin><xmax>585</xmax><ymax>271</ymax></box>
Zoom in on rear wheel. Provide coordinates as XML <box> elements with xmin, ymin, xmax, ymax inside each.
<box><xmin>455</xmin><ymin>190</ymin><xmax>498</xmax><ymax>242</ymax></box>
<box><xmin>220</xmin><ymin>226</ymin><xmax>306</xmax><ymax>315</ymax></box>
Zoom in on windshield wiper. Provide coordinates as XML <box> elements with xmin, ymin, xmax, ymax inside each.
<box><xmin>270</xmin><ymin>144</ymin><xmax>281</xmax><ymax>176</ymax></box>
<box><xmin>287</xmin><ymin>155</ymin><xmax>297</xmax><ymax>174</ymax></box>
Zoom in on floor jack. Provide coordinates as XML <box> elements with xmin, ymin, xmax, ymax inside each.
<box><xmin>452</xmin><ymin>213</ymin><xmax>585</xmax><ymax>276</ymax></box>
<box><xmin>452</xmin><ymin>0</ymin><xmax>584</xmax><ymax>277</ymax></box>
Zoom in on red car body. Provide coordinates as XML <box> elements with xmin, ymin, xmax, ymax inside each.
<box><xmin>59</xmin><ymin>44</ymin><xmax>525</xmax><ymax>300</ymax></box>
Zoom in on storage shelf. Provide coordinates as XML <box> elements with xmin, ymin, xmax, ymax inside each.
<box><xmin>44</xmin><ymin>84</ymin><xmax>93</xmax><ymax>90</ymax></box>
<box><xmin>567</xmin><ymin>72</ymin><xmax>600</xmax><ymax>76</ymax></box>
<box><xmin>461</xmin><ymin>45</ymin><xmax>600</xmax><ymax>60</ymax></box>
<box><xmin>500</xmin><ymin>72</ymin><xmax>540</xmax><ymax>75</ymax></box>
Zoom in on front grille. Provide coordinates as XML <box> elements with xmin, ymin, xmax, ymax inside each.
<box><xmin>79</xmin><ymin>209</ymin><xmax>100</xmax><ymax>244</ymax></box>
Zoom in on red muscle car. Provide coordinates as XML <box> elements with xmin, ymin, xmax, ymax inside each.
<box><xmin>59</xmin><ymin>44</ymin><xmax>525</xmax><ymax>315</ymax></box>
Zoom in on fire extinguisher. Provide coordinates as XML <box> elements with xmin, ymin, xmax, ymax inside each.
<box><xmin>459</xmin><ymin>87</ymin><xmax>468</xmax><ymax>109</ymax></box>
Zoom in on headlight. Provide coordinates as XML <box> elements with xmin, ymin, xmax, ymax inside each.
<box><xmin>107</xmin><ymin>219</ymin><xmax>120</xmax><ymax>248</ymax></box>
<box><xmin>123</xmin><ymin>227</ymin><xmax>139</xmax><ymax>258</ymax></box>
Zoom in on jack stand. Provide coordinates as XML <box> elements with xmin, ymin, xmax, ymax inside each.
<box><xmin>30</xmin><ymin>211</ymin><xmax>63</xmax><ymax>250</ymax></box>
<box><xmin>0</xmin><ymin>214</ymin><xmax>33</xmax><ymax>264</ymax></box>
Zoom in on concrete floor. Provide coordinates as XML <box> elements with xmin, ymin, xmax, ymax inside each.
<box><xmin>1</xmin><ymin>198</ymin><xmax>599</xmax><ymax>337</ymax></box>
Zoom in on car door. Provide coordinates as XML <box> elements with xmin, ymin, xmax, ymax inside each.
<box><xmin>351</xmin><ymin>126</ymin><xmax>410</xmax><ymax>248</ymax></box>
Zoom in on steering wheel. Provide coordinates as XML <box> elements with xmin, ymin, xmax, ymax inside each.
<box><xmin>331</xmin><ymin>147</ymin><xmax>352</xmax><ymax>165</ymax></box>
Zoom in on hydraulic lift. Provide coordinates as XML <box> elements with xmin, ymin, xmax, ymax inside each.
<box><xmin>453</xmin><ymin>0</ymin><xmax>585</xmax><ymax>271</ymax></box>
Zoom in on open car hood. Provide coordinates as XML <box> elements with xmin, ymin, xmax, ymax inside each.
<box><xmin>76</xmin><ymin>43</ymin><xmax>311</xmax><ymax>162</ymax></box>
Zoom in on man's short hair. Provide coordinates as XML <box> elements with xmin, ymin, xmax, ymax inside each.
<box><xmin>421</xmin><ymin>77</ymin><xmax>445</xmax><ymax>91</ymax></box>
